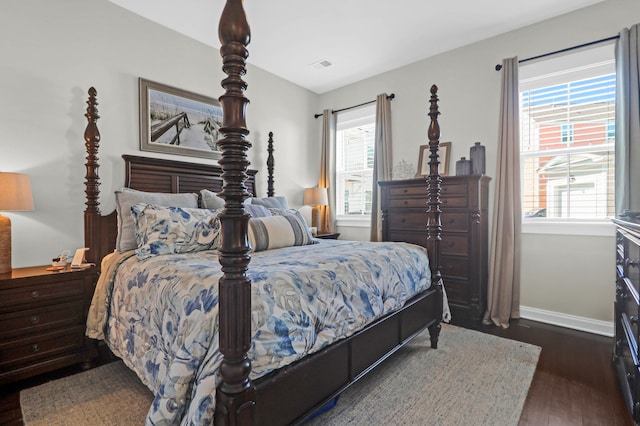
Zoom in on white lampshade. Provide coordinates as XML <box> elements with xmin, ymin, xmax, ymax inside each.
<box><xmin>303</xmin><ymin>187</ymin><xmax>328</xmax><ymax>206</ymax></box>
<box><xmin>0</xmin><ymin>172</ymin><xmax>34</xmax><ymax>273</ymax></box>
<box><xmin>0</xmin><ymin>172</ymin><xmax>34</xmax><ymax>211</ymax></box>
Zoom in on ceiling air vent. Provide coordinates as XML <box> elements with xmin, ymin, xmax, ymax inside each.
<box><xmin>310</xmin><ymin>59</ymin><xmax>334</xmax><ymax>70</ymax></box>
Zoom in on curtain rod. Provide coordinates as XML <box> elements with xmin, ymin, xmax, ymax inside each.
<box><xmin>494</xmin><ymin>34</ymin><xmax>619</xmax><ymax>71</ymax></box>
<box><xmin>314</xmin><ymin>93</ymin><xmax>395</xmax><ymax>119</ymax></box>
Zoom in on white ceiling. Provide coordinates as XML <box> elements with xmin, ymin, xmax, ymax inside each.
<box><xmin>109</xmin><ymin>0</ymin><xmax>604</xmax><ymax>94</ymax></box>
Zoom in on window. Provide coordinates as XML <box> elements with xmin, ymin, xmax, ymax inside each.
<box><xmin>336</xmin><ymin>104</ymin><xmax>376</xmax><ymax>219</ymax></box>
<box><xmin>520</xmin><ymin>44</ymin><xmax>616</xmax><ymax>221</ymax></box>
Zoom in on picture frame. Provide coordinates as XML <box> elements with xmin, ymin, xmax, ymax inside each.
<box><xmin>139</xmin><ymin>78</ymin><xmax>223</xmax><ymax>160</ymax></box>
<box><xmin>415</xmin><ymin>142</ymin><xmax>451</xmax><ymax>177</ymax></box>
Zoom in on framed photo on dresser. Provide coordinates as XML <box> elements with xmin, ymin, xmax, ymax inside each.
<box><xmin>416</xmin><ymin>141</ymin><xmax>451</xmax><ymax>177</ymax></box>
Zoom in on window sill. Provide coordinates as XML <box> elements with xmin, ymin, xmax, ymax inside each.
<box><xmin>336</xmin><ymin>216</ymin><xmax>371</xmax><ymax>228</ymax></box>
<box><xmin>522</xmin><ymin>220</ymin><xmax>615</xmax><ymax>237</ymax></box>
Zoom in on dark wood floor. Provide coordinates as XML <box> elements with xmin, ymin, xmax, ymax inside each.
<box><xmin>451</xmin><ymin>317</ymin><xmax>633</xmax><ymax>426</ymax></box>
<box><xmin>0</xmin><ymin>319</ymin><xmax>633</xmax><ymax>425</ymax></box>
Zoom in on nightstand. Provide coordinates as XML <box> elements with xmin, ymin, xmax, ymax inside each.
<box><xmin>0</xmin><ymin>265</ymin><xmax>98</xmax><ymax>384</ymax></box>
<box><xmin>315</xmin><ymin>233</ymin><xmax>340</xmax><ymax>240</ymax></box>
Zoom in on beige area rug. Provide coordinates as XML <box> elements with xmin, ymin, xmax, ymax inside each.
<box><xmin>20</xmin><ymin>324</ymin><xmax>540</xmax><ymax>425</ymax></box>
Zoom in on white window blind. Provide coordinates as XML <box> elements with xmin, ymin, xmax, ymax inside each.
<box><xmin>336</xmin><ymin>104</ymin><xmax>376</xmax><ymax>217</ymax></box>
<box><xmin>520</xmin><ymin>45</ymin><xmax>615</xmax><ymax>220</ymax></box>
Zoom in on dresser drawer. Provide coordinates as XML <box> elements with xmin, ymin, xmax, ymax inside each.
<box><xmin>384</xmin><ymin>231</ymin><xmax>427</xmax><ymax>248</ymax></box>
<box><xmin>441</xmin><ymin>234</ymin><xmax>469</xmax><ymax>256</ymax></box>
<box><xmin>386</xmin><ymin>211</ymin><xmax>426</xmax><ymax>230</ymax></box>
<box><xmin>442</xmin><ymin>280</ymin><xmax>469</xmax><ymax>305</ymax></box>
<box><xmin>0</xmin><ymin>301</ymin><xmax>84</xmax><ymax>339</ymax></box>
<box><xmin>441</xmin><ymin>212</ymin><xmax>469</xmax><ymax>233</ymax></box>
<box><xmin>388</xmin><ymin>197</ymin><xmax>427</xmax><ymax>209</ymax></box>
<box><xmin>441</xmin><ymin>255</ymin><xmax>469</xmax><ymax>281</ymax></box>
<box><xmin>0</xmin><ymin>278</ymin><xmax>84</xmax><ymax>310</ymax></box>
<box><xmin>0</xmin><ymin>326</ymin><xmax>85</xmax><ymax>369</ymax></box>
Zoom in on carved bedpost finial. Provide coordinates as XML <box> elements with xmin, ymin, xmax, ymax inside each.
<box><xmin>83</xmin><ymin>87</ymin><xmax>101</xmax><ymax>264</ymax></box>
<box><xmin>426</xmin><ymin>84</ymin><xmax>443</xmax><ymax>348</ymax></box>
<box><xmin>84</xmin><ymin>87</ymin><xmax>101</xmax><ymax>215</ymax></box>
<box><xmin>267</xmin><ymin>131</ymin><xmax>274</xmax><ymax>197</ymax></box>
<box><xmin>216</xmin><ymin>0</ymin><xmax>257</xmax><ymax>424</ymax></box>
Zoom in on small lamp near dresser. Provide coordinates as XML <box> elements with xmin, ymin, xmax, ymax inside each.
<box><xmin>0</xmin><ymin>172</ymin><xmax>34</xmax><ymax>273</ymax></box>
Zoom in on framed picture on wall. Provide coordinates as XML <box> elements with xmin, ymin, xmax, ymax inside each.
<box><xmin>139</xmin><ymin>78</ymin><xmax>223</xmax><ymax>160</ymax></box>
<box><xmin>416</xmin><ymin>142</ymin><xmax>451</xmax><ymax>177</ymax></box>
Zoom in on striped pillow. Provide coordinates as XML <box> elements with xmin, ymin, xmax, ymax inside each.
<box><xmin>248</xmin><ymin>213</ymin><xmax>316</xmax><ymax>252</ymax></box>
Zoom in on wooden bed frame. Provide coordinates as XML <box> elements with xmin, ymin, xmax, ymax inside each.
<box><xmin>82</xmin><ymin>1</ymin><xmax>445</xmax><ymax>424</ymax></box>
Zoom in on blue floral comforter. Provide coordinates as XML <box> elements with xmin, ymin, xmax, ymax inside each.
<box><xmin>93</xmin><ymin>239</ymin><xmax>432</xmax><ymax>425</ymax></box>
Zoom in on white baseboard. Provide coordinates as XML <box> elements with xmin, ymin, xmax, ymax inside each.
<box><xmin>519</xmin><ymin>305</ymin><xmax>614</xmax><ymax>337</ymax></box>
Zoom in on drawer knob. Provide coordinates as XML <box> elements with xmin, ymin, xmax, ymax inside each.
<box><xmin>632</xmin><ymin>316</ymin><xmax>638</xmax><ymax>325</ymax></box>
<box><xmin>626</xmin><ymin>258</ymin><xmax>639</xmax><ymax>268</ymax></box>
<box><xmin>447</xmin><ymin>241</ymin><xmax>455</xmax><ymax>247</ymax></box>
<box><xmin>30</xmin><ymin>315</ymin><xmax>40</xmax><ymax>325</ymax></box>
<box><xmin>442</xmin><ymin>199</ymin><xmax>448</xmax><ymax>205</ymax></box>
<box><xmin>32</xmin><ymin>344</ymin><xmax>40</xmax><ymax>352</ymax></box>
<box><xmin>448</xmin><ymin>219</ymin><xmax>455</xmax><ymax>224</ymax></box>
<box><xmin>404</xmin><ymin>200</ymin><xmax>408</xmax><ymax>205</ymax></box>
<box><xmin>31</xmin><ymin>290</ymin><xmax>40</xmax><ymax>298</ymax></box>
<box><xmin>401</xmin><ymin>218</ymin><xmax>406</xmax><ymax>223</ymax></box>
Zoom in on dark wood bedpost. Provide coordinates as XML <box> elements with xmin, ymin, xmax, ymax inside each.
<box><xmin>267</xmin><ymin>131</ymin><xmax>274</xmax><ymax>197</ymax></box>
<box><xmin>84</xmin><ymin>87</ymin><xmax>101</xmax><ymax>265</ymax></box>
<box><xmin>426</xmin><ymin>84</ymin><xmax>443</xmax><ymax>349</ymax></box>
<box><xmin>216</xmin><ymin>1</ymin><xmax>256</xmax><ymax>425</ymax></box>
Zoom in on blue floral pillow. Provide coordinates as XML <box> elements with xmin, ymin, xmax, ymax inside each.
<box><xmin>131</xmin><ymin>203</ymin><xmax>220</xmax><ymax>259</ymax></box>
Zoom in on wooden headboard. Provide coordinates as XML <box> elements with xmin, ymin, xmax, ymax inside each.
<box><xmin>82</xmin><ymin>98</ymin><xmax>257</xmax><ymax>266</ymax></box>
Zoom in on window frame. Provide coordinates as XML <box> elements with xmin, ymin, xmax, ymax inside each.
<box><xmin>518</xmin><ymin>43</ymin><xmax>616</xmax><ymax>235</ymax></box>
<box><xmin>334</xmin><ymin>104</ymin><xmax>376</xmax><ymax>226</ymax></box>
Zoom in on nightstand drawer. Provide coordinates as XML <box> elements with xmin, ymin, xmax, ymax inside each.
<box><xmin>0</xmin><ymin>301</ymin><xmax>84</xmax><ymax>339</ymax></box>
<box><xmin>0</xmin><ymin>278</ymin><xmax>84</xmax><ymax>310</ymax></box>
<box><xmin>0</xmin><ymin>326</ymin><xmax>85</xmax><ymax>369</ymax></box>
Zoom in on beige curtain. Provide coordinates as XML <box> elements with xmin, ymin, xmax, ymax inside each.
<box><xmin>319</xmin><ymin>109</ymin><xmax>336</xmax><ymax>233</ymax></box>
<box><xmin>616</xmin><ymin>25</ymin><xmax>640</xmax><ymax>214</ymax></box>
<box><xmin>483</xmin><ymin>57</ymin><xmax>521</xmax><ymax>329</ymax></box>
<box><xmin>370</xmin><ymin>94</ymin><xmax>393</xmax><ymax>241</ymax></box>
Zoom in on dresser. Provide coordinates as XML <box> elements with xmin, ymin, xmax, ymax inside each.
<box><xmin>380</xmin><ymin>175</ymin><xmax>490</xmax><ymax>320</ymax></box>
<box><xmin>0</xmin><ymin>265</ymin><xmax>98</xmax><ymax>384</ymax></box>
<box><xmin>613</xmin><ymin>218</ymin><xmax>640</xmax><ymax>423</ymax></box>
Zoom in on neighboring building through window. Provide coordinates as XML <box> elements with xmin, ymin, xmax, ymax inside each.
<box><xmin>520</xmin><ymin>44</ymin><xmax>616</xmax><ymax>221</ymax></box>
<box><xmin>336</xmin><ymin>104</ymin><xmax>376</xmax><ymax>219</ymax></box>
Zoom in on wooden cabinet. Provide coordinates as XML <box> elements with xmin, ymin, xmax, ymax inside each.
<box><xmin>613</xmin><ymin>218</ymin><xmax>640</xmax><ymax>423</ymax></box>
<box><xmin>380</xmin><ymin>175</ymin><xmax>490</xmax><ymax>320</ymax></box>
<box><xmin>0</xmin><ymin>265</ymin><xmax>98</xmax><ymax>384</ymax></box>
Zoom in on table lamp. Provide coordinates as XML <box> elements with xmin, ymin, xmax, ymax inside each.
<box><xmin>303</xmin><ymin>187</ymin><xmax>328</xmax><ymax>233</ymax></box>
<box><xmin>0</xmin><ymin>172</ymin><xmax>34</xmax><ymax>273</ymax></box>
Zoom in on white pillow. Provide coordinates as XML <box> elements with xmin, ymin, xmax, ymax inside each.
<box><xmin>115</xmin><ymin>188</ymin><xmax>198</xmax><ymax>252</ymax></box>
<box><xmin>200</xmin><ymin>189</ymin><xmax>225</xmax><ymax>210</ymax></box>
<box><xmin>248</xmin><ymin>212</ymin><xmax>316</xmax><ymax>252</ymax></box>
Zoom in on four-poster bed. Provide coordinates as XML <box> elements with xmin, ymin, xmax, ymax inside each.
<box><xmin>83</xmin><ymin>1</ymin><xmax>446</xmax><ymax>424</ymax></box>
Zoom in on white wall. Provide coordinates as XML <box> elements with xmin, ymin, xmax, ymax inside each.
<box><xmin>318</xmin><ymin>0</ymin><xmax>640</xmax><ymax>327</ymax></box>
<box><xmin>1</xmin><ymin>0</ymin><xmax>318</xmax><ymax>268</ymax></box>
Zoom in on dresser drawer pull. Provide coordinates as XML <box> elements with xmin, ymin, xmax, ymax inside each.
<box><xmin>30</xmin><ymin>315</ymin><xmax>40</xmax><ymax>325</ymax></box>
<box><xmin>404</xmin><ymin>200</ymin><xmax>408</xmax><ymax>205</ymax></box>
<box><xmin>632</xmin><ymin>316</ymin><xmax>638</xmax><ymax>325</ymax></box>
<box><xmin>447</xmin><ymin>241</ymin><xmax>455</xmax><ymax>247</ymax></box>
<box><xmin>626</xmin><ymin>258</ymin><xmax>639</xmax><ymax>268</ymax></box>
<box><xmin>401</xmin><ymin>218</ymin><xmax>406</xmax><ymax>223</ymax></box>
<box><xmin>442</xmin><ymin>199</ymin><xmax>448</xmax><ymax>205</ymax></box>
<box><xmin>31</xmin><ymin>290</ymin><xmax>40</xmax><ymax>298</ymax></box>
<box><xmin>32</xmin><ymin>344</ymin><xmax>40</xmax><ymax>352</ymax></box>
